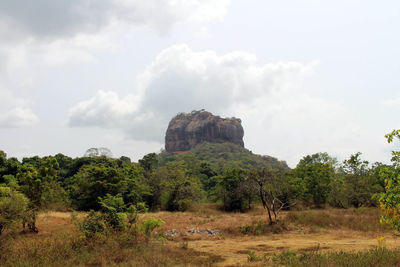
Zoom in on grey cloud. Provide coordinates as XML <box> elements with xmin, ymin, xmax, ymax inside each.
<box><xmin>0</xmin><ymin>0</ymin><xmax>113</xmax><ymax>39</ymax></box>
<box><xmin>0</xmin><ymin>0</ymin><xmax>230</xmax><ymax>41</ymax></box>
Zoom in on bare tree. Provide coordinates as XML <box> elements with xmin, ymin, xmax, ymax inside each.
<box><xmin>249</xmin><ymin>167</ymin><xmax>291</xmax><ymax>225</ymax></box>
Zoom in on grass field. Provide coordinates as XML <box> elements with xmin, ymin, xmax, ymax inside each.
<box><xmin>1</xmin><ymin>206</ymin><xmax>400</xmax><ymax>266</ymax></box>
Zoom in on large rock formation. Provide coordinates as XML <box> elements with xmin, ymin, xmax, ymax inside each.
<box><xmin>165</xmin><ymin>110</ymin><xmax>244</xmax><ymax>153</ymax></box>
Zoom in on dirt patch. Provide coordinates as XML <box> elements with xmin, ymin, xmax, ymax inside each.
<box><xmin>182</xmin><ymin>231</ymin><xmax>400</xmax><ymax>266</ymax></box>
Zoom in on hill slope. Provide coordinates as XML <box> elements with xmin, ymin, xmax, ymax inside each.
<box><xmin>158</xmin><ymin>142</ymin><xmax>289</xmax><ymax>173</ymax></box>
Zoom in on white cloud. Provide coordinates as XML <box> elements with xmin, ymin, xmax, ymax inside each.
<box><xmin>0</xmin><ymin>88</ymin><xmax>39</xmax><ymax>128</ymax></box>
<box><xmin>382</xmin><ymin>97</ymin><xmax>400</xmax><ymax>108</ymax></box>
<box><xmin>69</xmin><ymin>90</ymin><xmax>140</xmax><ymax>127</ymax></box>
<box><xmin>69</xmin><ymin>44</ymin><xmax>318</xmax><ymax>145</ymax></box>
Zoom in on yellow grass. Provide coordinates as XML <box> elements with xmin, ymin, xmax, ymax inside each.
<box><xmin>3</xmin><ymin>206</ymin><xmax>400</xmax><ymax>266</ymax></box>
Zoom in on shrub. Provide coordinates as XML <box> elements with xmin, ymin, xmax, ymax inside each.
<box><xmin>126</xmin><ymin>202</ymin><xmax>148</xmax><ymax>229</ymax></box>
<box><xmin>139</xmin><ymin>217</ymin><xmax>164</xmax><ymax>237</ymax></box>
<box><xmin>77</xmin><ymin>210</ymin><xmax>106</xmax><ymax>238</ymax></box>
<box><xmin>98</xmin><ymin>194</ymin><xmax>127</xmax><ymax>231</ymax></box>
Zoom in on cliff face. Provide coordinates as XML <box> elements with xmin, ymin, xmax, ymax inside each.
<box><xmin>165</xmin><ymin>110</ymin><xmax>244</xmax><ymax>153</ymax></box>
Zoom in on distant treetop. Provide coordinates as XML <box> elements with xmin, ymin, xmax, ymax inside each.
<box><xmin>84</xmin><ymin>147</ymin><xmax>113</xmax><ymax>158</ymax></box>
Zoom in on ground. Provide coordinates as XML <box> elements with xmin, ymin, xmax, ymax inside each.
<box><xmin>16</xmin><ymin>206</ymin><xmax>398</xmax><ymax>266</ymax></box>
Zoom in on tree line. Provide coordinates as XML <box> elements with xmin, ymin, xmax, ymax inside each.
<box><xmin>0</xmin><ymin>142</ymin><xmax>397</xmax><ymax>234</ymax></box>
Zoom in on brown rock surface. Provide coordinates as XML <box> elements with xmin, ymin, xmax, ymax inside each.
<box><xmin>165</xmin><ymin>110</ymin><xmax>244</xmax><ymax>152</ymax></box>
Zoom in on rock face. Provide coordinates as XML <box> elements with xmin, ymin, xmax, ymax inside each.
<box><xmin>165</xmin><ymin>110</ymin><xmax>244</xmax><ymax>153</ymax></box>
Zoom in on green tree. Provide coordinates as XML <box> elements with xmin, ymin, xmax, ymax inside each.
<box><xmin>54</xmin><ymin>153</ymin><xmax>73</xmax><ymax>183</ymax></box>
<box><xmin>328</xmin><ymin>174</ymin><xmax>348</xmax><ymax>208</ymax></box>
<box><xmin>0</xmin><ymin>151</ymin><xmax>21</xmax><ymax>185</ymax></box>
<box><xmin>17</xmin><ymin>159</ymin><xmax>65</xmax><ymax>232</ymax></box>
<box><xmin>0</xmin><ymin>186</ymin><xmax>29</xmax><ymax>235</ymax></box>
<box><xmin>152</xmin><ymin>162</ymin><xmax>201</xmax><ymax>211</ymax></box>
<box><xmin>290</xmin><ymin>153</ymin><xmax>335</xmax><ymax>207</ymax></box>
<box><xmin>139</xmin><ymin>153</ymin><xmax>158</xmax><ymax>173</ymax></box>
<box><xmin>341</xmin><ymin>153</ymin><xmax>382</xmax><ymax>207</ymax></box>
<box><xmin>217</xmin><ymin>168</ymin><xmax>253</xmax><ymax>211</ymax></box>
<box><xmin>378</xmin><ymin>129</ymin><xmax>400</xmax><ymax>231</ymax></box>
<box><xmin>68</xmin><ymin>161</ymin><xmax>147</xmax><ymax>211</ymax></box>
<box><xmin>199</xmin><ymin>162</ymin><xmax>218</xmax><ymax>192</ymax></box>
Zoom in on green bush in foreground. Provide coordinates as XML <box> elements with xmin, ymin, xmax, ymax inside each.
<box><xmin>139</xmin><ymin>217</ymin><xmax>164</xmax><ymax>238</ymax></box>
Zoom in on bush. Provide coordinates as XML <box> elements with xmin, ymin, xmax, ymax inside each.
<box><xmin>77</xmin><ymin>210</ymin><xmax>106</xmax><ymax>238</ymax></box>
<box><xmin>139</xmin><ymin>217</ymin><xmax>164</xmax><ymax>237</ymax></box>
<box><xmin>126</xmin><ymin>202</ymin><xmax>148</xmax><ymax>228</ymax></box>
<box><xmin>98</xmin><ymin>194</ymin><xmax>127</xmax><ymax>230</ymax></box>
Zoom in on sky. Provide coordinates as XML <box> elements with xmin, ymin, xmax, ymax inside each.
<box><xmin>0</xmin><ymin>0</ymin><xmax>399</xmax><ymax>167</ymax></box>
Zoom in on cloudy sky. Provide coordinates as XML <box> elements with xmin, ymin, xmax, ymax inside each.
<box><xmin>0</xmin><ymin>0</ymin><xmax>399</xmax><ymax>167</ymax></box>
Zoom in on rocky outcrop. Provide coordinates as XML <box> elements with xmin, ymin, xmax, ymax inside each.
<box><xmin>165</xmin><ymin>110</ymin><xmax>244</xmax><ymax>153</ymax></box>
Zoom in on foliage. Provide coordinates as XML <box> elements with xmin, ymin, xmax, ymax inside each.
<box><xmin>126</xmin><ymin>202</ymin><xmax>148</xmax><ymax>228</ymax></box>
<box><xmin>378</xmin><ymin>129</ymin><xmax>400</xmax><ymax>231</ymax></box>
<box><xmin>340</xmin><ymin>152</ymin><xmax>382</xmax><ymax>208</ymax></box>
<box><xmin>99</xmin><ymin>193</ymin><xmax>126</xmax><ymax>213</ymax></box>
<box><xmin>0</xmin><ymin>186</ymin><xmax>29</xmax><ymax>234</ymax></box>
<box><xmin>149</xmin><ymin>162</ymin><xmax>202</xmax><ymax>211</ymax></box>
<box><xmin>139</xmin><ymin>217</ymin><xmax>164</xmax><ymax>237</ymax></box>
<box><xmin>139</xmin><ymin>153</ymin><xmax>158</xmax><ymax>173</ymax></box>
<box><xmin>16</xmin><ymin>158</ymin><xmax>68</xmax><ymax>232</ymax></box>
<box><xmin>17</xmin><ymin>158</ymin><xmax>67</xmax><ymax>210</ymax></box>
<box><xmin>77</xmin><ymin>210</ymin><xmax>106</xmax><ymax>238</ymax></box>
<box><xmin>68</xmin><ymin>161</ymin><xmax>148</xmax><ymax>211</ymax></box>
<box><xmin>290</xmin><ymin>153</ymin><xmax>336</xmax><ymax>207</ymax></box>
<box><xmin>158</xmin><ymin>142</ymin><xmax>289</xmax><ymax>175</ymax></box>
<box><xmin>165</xmin><ymin>164</ymin><xmax>202</xmax><ymax>211</ymax></box>
<box><xmin>217</xmin><ymin>168</ymin><xmax>253</xmax><ymax>211</ymax></box>
<box><xmin>328</xmin><ymin>175</ymin><xmax>349</xmax><ymax>208</ymax></box>
<box><xmin>77</xmin><ymin>198</ymin><xmax>150</xmax><ymax>238</ymax></box>
<box><xmin>98</xmin><ymin>194</ymin><xmax>127</xmax><ymax>230</ymax></box>
<box><xmin>0</xmin><ymin>151</ymin><xmax>21</xmax><ymax>185</ymax></box>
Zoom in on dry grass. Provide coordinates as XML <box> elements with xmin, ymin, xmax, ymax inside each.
<box><xmin>2</xmin><ymin>206</ymin><xmax>400</xmax><ymax>266</ymax></box>
<box><xmin>139</xmin><ymin>204</ymin><xmax>274</xmax><ymax>239</ymax></box>
<box><xmin>0</xmin><ymin>212</ymin><xmax>223</xmax><ymax>267</ymax></box>
<box><xmin>284</xmin><ymin>207</ymin><xmax>391</xmax><ymax>234</ymax></box>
